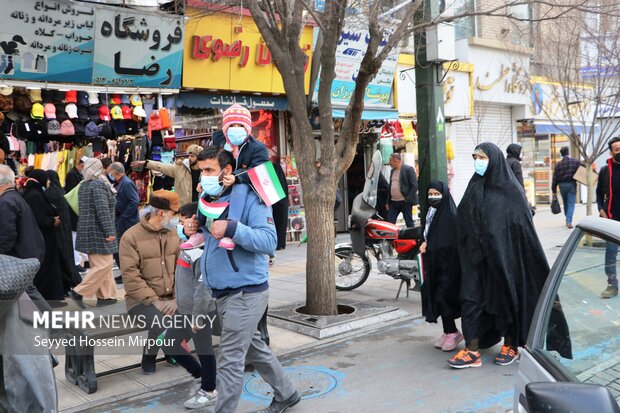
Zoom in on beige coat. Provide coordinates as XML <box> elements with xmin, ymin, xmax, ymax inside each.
<box><xmin>146</xmin><ymin>159</ymin><xmax>196</xmax><ymax>206</ymax></box>
<box><xmin>119</xmin><ymin>218</ymin><xmax>180</xmax><ymax>311</ymax></box>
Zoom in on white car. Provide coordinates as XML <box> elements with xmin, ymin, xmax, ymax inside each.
<box><xmin>515</xmin><ymin>216</ymin><xmax>620</xmax><ymax>412</ymax></box>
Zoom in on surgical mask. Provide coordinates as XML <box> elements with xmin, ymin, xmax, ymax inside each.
<box><xmin>614</xmin><ymin>153</ymin><xmax>620</xmax><ymax>163</ymax></box>
<box><xmin>227</xmin><ymin>127</ymin><xmax>248</xmax><ymax>146</ymax></box>
<box><xmin>201</xmin><ymin>172</ymin><xmax>224</xmax><ymax>196</ymax></box>
<box><xmin>162</xmin><ymin>216</ymin><xmax>179</xmax><ymax>231</ymax></box>
<box><xmin>474</xmin><ymin>159</ymin><xmax>489</xmax><ymax>176</ymax></box>
<box><xmin>108</xmin><ymin>173</ymin><xmax>115</xmax><ymax>182</ymax></box>
<box><xmin>224</xmin><ymin>142</ymin><xmax>234</xmax><ymax>153</ymax></box>
<box><xmin>428</xmin><ymin>195</ymin><xmax>442</xmax><ymax>207</ymax></box>
<box><xmin>176</xmin><ymin>223</ymin><xmax>186</xmax><ymax>239</ymax></box>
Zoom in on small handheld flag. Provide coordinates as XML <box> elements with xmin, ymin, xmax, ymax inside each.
<box><xmin>247</xmin><ymin>162</ymin><xmax>286</xmax><ymax>207</ymax></box>
<box><xmin>417</xmin><ymin>254</ymin><xmax>425</xmax><ymax>285</ymax></box>
<box><xmin>198</xmin><ymin>199</ymin><xmax>229</xmax><ymax>219</ymax></box>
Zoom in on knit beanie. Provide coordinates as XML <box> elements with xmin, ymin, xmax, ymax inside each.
<box><xmin>221</xmin><ymin>104</ymin><xmax>252</xmax><ymax>136</ymax></box>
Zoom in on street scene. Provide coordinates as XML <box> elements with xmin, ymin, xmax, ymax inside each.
<box><xmin>1</xmin><ymin>1</ymin><xmax>620</xmax><ymax>413</ymax></box>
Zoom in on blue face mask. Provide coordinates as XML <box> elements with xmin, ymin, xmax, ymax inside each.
<box><xmin>227</xmin><ymin>126</ymin><xmax>248</xmax><ymax>146</ymax></box>
<box><xmin>108</xmin><ymin>173</ymin><xmax>115</xmax><ymax>182</ymax></box>
<box><xmin>176</xmin><ymin>223</ymin><xmax>186</xmax><ymax>239</ymax></box>
<box><xmin>201</xmin><ymin>172</ymin><xmax>224</xmax><ymax>196</ymax></box>
<box><xmin>223</xmin><ymin>142</ymin><xmax>233</xmax><ymax>153</ymax></box>
<box><xmin>474</xmin><ymin>159</ymin><xmax>489</xmax><ymax>176</ymax></box>
<box><xmin>163</xmin><ymin>216</ymin><xmax>179</xmax><ymax>231</ymax></box>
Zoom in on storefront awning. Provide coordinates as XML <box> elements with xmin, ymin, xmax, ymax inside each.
<box><xmin>175</xmin><ymin>92</ymin><xmax>289</xmax><ymax>111</ymax></box>
<box><xmin>332</xmin><ymin>107</ymin><xmax>399</xmax><ymax>120</ymax></box>
<box><xmin>535</xmin><ymin>123</ymin><xmax>599</xmax><ymax>135</ymax></box>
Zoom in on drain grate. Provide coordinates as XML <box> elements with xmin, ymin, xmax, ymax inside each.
<box><xmin>243</xmin><ymin>366</ymin><xmax>341</xmax><ymax>400</ymax></box>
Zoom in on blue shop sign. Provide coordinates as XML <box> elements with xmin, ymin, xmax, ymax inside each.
<box><xmin>176</xmin><ymin>93</ymin><xmax>289</xmax><ymax>111</ymax></box>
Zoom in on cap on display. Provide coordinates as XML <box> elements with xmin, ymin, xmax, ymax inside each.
<box><xmin>60</xmin><ymin>119</ymin><xmax>75</xmax><ymax>136</ymax></box>
<box><xmin>44</xmin><ymin>103</ymin><xmax>56</xmax><ymax>119</ymax></box>
<box><xmin>130</xmin><ymin>94</ymin><xmax>143</xmax><ymax>106</ymax></box>
<box><xmin>29</xmin><ymin>89</ymin><xmax>42</xmax><ymax>102</ymax></box>
<box><xmin>65</xmin><ymin>103</ymin><xmax>78</xmax><ymax>119</ymax></box>
<box><xmin>65</xmin><ymin>90</ymin><xmax>77</xmax><ymax>103</ymax></box>
<box><xmin>30</xmin><ymin>102</ymin><xmax>44</xmax><ymax>119</ymax></box>
<box><xmin>85</xmin><ymin>121</ymin><xmax>99</xmax><ymax>138</ymax></box>
<box><xmin>98</xmin><ymin>105</ymin><xmax>111</xmax><ymax>121</ymax></box>
<box><xmin>87</xmin><ymin>92</ymin><xmax>99</xmax><ymax>105</ymax></box>
<box><xmin>122</xmin><ymin>105</ymin><xmax>132</xmax><ymax>120</ymax></box>
<box><xmin>110</xmin><ymin>105</ymin><xmax>123</xmax><ymax>120</ymax></box>
<box><xmin>132</xmin><ymin>106</ymin><xmax>147</xmax><ymax>118</ymax></box>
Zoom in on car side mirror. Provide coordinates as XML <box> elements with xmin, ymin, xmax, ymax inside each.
<box><xmin>526</xmin><ymin>382</ymin><xmax>620</xmax><ymax>413</ymax></box>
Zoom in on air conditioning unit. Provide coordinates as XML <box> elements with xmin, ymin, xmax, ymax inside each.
<box><xmin>426</xmin><ymin>23</ymin><xmax>456</xmax><ymax>62</ymax></box>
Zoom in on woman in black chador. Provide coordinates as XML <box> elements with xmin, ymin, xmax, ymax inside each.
<box><xmin>448</xmin><ymin>142</ymin><xmax>549</xmax><ymax>369</ymax></box>
<box><xmin>420</xmin><ymin>181</ymin><xmax>462</xmax><ymax>352</ymax></box>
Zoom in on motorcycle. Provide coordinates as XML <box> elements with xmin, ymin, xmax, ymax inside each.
<box><xmin>335</xmin><ymin>150</ymin><xmax>422</xmax><ymax>298</ymax></box>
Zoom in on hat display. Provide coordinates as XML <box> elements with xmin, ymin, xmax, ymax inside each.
<box><xmin>98</xmin><ymin>122</ymin><xmax>116</xmax><ymax>139</ymax></box>
<box><xmin>121</xmin><ymin>105</ymin><xmax>132</xmax><ymax>120</ymax></box>
<box><xmin>72</xmin><ymin>119</ymin><xmax>85</xmax><ymax>136</ymax></box>
<box><xmin>111</xmin><ymin>119</ymin><xmax>126</xmax><ymax>135</ymax></box>
<box><xmin>149</xmin><ymin>190</ymin><xmax>180</xmax><ymax>213</ymax></box>
<box><xmin>44</xmin><ymin>103</ymin><xmax>56</xmax><ymax>119</ymax></box>
<box><xmin>84</xmin><ymin>121</ymin><xmax>99</xmax><ymax>138</ymax></box>
<box><xmin>110</xmin><ymin>94</ymin><xmax>121</xmax><ymax>105</ymax></box>
<box><xmin>65</xmin><ymin>103</ymin><xmax>78</xmax><ymax>119</ymax></box>
<box><xmin>98</xmin><ymin>93</ymin><xmax>108</xmax><ymax>105</ymax></box>
<box><xmin>13</xmin><ymin>96</ymin><xmax>32</xmax><ymax>115</ymax></box>
<box><xmin>222</xmin><ymin>103</ymin><xmax>252</xmax><ymax>136</ymax></box>
<box><xmin>65</xmin><ymin>90</ymin><xmax>77</xmax><ymax>103</ymax></box>
<box><xmin>130</xmin><ymin>94</ymin><xmax>142</xmax><ymax>106</ymax></box>
<box><xmin>41</xmin><ymin>89</ymin><xmax>54</xmax><ymax>103</ymax></box>
<box><xmin>98</xmin><ymin>105</ymin><xmax>111</xmax><ymax>121</ymax></box>
<box><xmin>186</xmin><ymin>144</ymin><xmax>203</xmax><ymax>156</ymax></box>
<box><xmin>0</xmin><ymin>86</ymin><xmax>13</xmax><ymax>96</ymax></box>
<box><xmin>87</xmin><ymin>104</ymin><xmax>99</xmax><ymax>121</ymax></box>
<box><xmin>77</xmin><ymin>106</ymin><xmax>89</xmax><ymax>120</ymax></box>
<box><xmin>60</xmin><ymin>119</ymin><xmax>75</xmax><ymax>136</ymax></box>
<box><xmin>132</xmin><ymin>106</ymin><xmax>146</xmax><ymax>118</ymax></box>
<box><xmin>54</xmin><ymin>103</ymin><xmax>68</xmax><ymax>121</ymax></box>
<box><xmin>29</xmin><ymin>89</ymin><xmax>42</xmax><ymax>102</ymax></box>
<box><xmin>125</xmin><ymin>119</ymin><xmax>138</xmax><ymax>135</ymax></box>
<box><xmin>77</xmin><ymin>91</ymin><xmax>89</xmax><ymax>106</ymax></box>
<box><xmin>120</xmin><ymin>94</ymin><xmax>130</xmax><ymax>105</ymax></box>
<box><xmin>110</xmin><ymin>105</ymin><xmax>123</xmax><ymax>120</ymax></box>
<box><xmin>87</xmin><ymin>92</ymin><xmax>99</xmax><ymax>105</ymax></box>
<box><xmin>47</xmin><ymin>120</ymin><xmax>61</xmax><ymax>135</ymax></box>
<box><xmin>30</xmin><ymin>102</ymin><xmax>44</xmax><ymax>120</ymax></box>
<box><xmin>0</xmin><ymin>95</ymin><xmax>13</xmax><ymax>112</ymax></box>
<box><xmin>53</xmin><ymin>90</ymin><xmax>65</xmax><ymax>102</ymax></box>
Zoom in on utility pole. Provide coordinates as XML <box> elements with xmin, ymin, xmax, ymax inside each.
<box><xmin>414</xmin><ymin>0</ymin><xmax>448</xmax><ymax>214</ymax></box>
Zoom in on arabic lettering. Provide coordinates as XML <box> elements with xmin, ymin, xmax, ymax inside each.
<box><xmin>113</xmin><ymin>51</ymin><xmax>159</xmax><ymax>77</ymax></box>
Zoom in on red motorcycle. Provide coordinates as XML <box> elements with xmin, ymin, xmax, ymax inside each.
<box><xmin>335</xmin><ymin>151</ymin><xmax>421</xmax><ymax>297</ymax></box>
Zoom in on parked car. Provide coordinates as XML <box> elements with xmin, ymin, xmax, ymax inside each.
<box><xmin>515</xmin><ymin>216</ymin><xmax>620</xmax><ymax>412</ymax></box>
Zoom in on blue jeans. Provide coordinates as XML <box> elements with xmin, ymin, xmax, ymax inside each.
<box><xmin>559</xmin><ymin>182</ymin><xmax>576</xmax><ymax>225</ymax></box>
<box><xmin>606</xmin><ymin>241</ymin><xmax>619</xmax><ymax>287</ymax></box>
<box><xmin>387</xmin><ymin>200</ymin><xmax>415</xmax><ymax>228</ymax></box>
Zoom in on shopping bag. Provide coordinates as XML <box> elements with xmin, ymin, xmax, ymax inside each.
<box><xmin>551</xmin><ymin>195</ymin><xmax>561</xmax><ymax>215</ymax></box>
<box><xmin>64</xmin><ymin>181</ymin><xmax>81</xmax><ymax>215</ymax></box>
<box><xmin>573</xmin><ymin>165</ymin><xmax>598</xmax><ymax>185</ymax></box>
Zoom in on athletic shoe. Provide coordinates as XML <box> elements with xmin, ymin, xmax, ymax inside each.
<box><xmin>68</xmin><ymin>290</ymin><xmax>85</xmax><ymax>308</ymax></box>
<box><xmin>218</xmin><ymin>236</ymin><xmax>235</xmax><ymax>250</ymax></box>
<box><xmin>96</xmin><ymin>298</ymin><xmax>117</xmax><ymax>307</ymax></box>
<box><xmin>447</xmin><ymin>349</ymin><xmax>481</xmax><ymax>369</ymax></box>
<box><xmin>434</xmin><ymin>333</ymin><xmax>447</xmax><ymax>349</ymax></box>
<box><xmin>184</xmin><ymin>389</ymin><xmax>217</xmax><ymax>409</ymax></box>
<box><xmin>269</xmin><ymin>254</ymin><xmax>276</xmax><ymax>266</ymax></box>
<box><xmin>494</xmin><ymin>345</ymin><xmax>519</xmax><ymax>366</ymax></box>
<box><xmin>141</xmin><ymin>354</ymin><xmax>156</xmax><ymax>375</ymax></box>
<box><xmin>441</xmin><ymin>331</ymin><xmax>464</xmax><ymax>352</ymax></box>
<box><xmin>180</xmin><ymin>233</ymin><xmax>205</xmax><ymax>250</ymax></box>
<box><xmin>256</xmin><ymin>391</ymin><xmax>301</xmax><ymax>413</ymax></box>
<box><xmin>601</xmin><ymin>285</ymin><xmax>618</xmax><ymax>299</ymax></box>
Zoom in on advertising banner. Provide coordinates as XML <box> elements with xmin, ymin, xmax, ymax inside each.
<box><xmin>0</xmin><ymin>0</ymin><xmax>96</xmax><ymax>83</ymax></box>
<box><xmin>92</xmin><ymin>7</ymin><xmax>184</xmax><ymax>88</ymax></box>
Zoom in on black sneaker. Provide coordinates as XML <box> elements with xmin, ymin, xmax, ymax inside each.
<box><xmin>68</xmin><ymin>290</ymin><xmax>85</xmax><ymax>308</ymax></box>
<box><xmin>115</xmin><ymin>276</ymin><xmax>123</xmax><ymax>284</ymax></box>
<box><xmin>256</xmin><ymin>391</ymin><xmax>301</xmax><ymax>413</ymax></box>
<box><xmin>447</xmin><ymin>349</ymin><xmax>482</xmax><ymax>369</ymax></box>
<box><xmin>494</xmin><ymin>345</ymin><xmax>519</xmax><ymax>366</ymax></box>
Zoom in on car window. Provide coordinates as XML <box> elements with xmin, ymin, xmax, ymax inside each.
<box><xmin>536</xmin><ymin>231</ymin><xmax>620</xmax><ymax>400</ymax></box>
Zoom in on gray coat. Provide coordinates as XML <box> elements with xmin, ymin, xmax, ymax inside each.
<box><xmin>175</xmin><ymin>248</ymin><xmax>215</xmax><ymax>316</ymax></box>
<box><xmin>76</xmin><ymin>179</ymin><xmax>118</xmax><ymax>255</ymax></box>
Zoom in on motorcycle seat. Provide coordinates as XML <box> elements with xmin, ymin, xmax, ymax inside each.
<box><xmin>398</xmin><ymin>227</ymin><xmax>421</xmax><ymax>240</ymax></box>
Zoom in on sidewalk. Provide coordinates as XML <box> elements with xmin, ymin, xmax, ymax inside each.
<box><xmin>57</xmin><ymin>204</ymin><xmax>588</xmax><ymax>412</ymax></box>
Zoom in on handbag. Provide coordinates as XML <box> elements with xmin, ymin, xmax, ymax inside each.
<box><xmin>573</xmin><ymin>165</ymin><xmax>598</xmax><ymax>185</ymax></box>
<box><xmin>64</xmin><ymin>181</ymin><xmax>82</xmax><ymax>215</ymax></box>
<box><xmin>551</xmin><ymin>195</ymin><xmax>562</xmax><ymax>215</ymax></box>
<box><xmin>0</xmin><ymin>255</ymin><xmax>39</xmax><ymax>302</ymax></box>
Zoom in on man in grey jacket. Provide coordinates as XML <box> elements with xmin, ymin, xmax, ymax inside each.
<box><xmin>387</xmin><ymin>153</ymin><xmax>419</xmax><ymax>227</ymax></box>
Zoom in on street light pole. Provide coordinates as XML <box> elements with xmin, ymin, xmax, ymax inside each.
<box><xmin>414</xmin><ymin>0</ymin><xmax>448</xmax><ymax>215</ymax></box>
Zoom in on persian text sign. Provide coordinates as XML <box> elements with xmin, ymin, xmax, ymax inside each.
<box><xmin>319</xmin><ymin>28</ymin><xmax>398</xmax><ymax>108</ymax></box>
<box><xmin>0</xmin><ymin>0</ymin><xmax>95</xmax><ymax>83</ymax></box>
<box><xmin>92</xmin><ymin>8</ymin><xmax>184</xmax><ymax>88</ymax></box>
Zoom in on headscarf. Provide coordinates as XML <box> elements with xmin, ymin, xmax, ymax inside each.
<box><xmin>46</xmin><ymin>169</ymin><xmax>62</xmax><ymax>189</ymax></box>
<box><xmin>82</xmin><ymin>158</ymin><xmax>117</xmax><ymax>194</ymax></box>
<box><xmin>25</xmin><ymin>168</ymin><xmax>48</xmax><ymax>188</ymax></box>
<box><xmin>506</xmin><ymin>143</ymin><xmax>522</xmax><ymax>161</ymax></box>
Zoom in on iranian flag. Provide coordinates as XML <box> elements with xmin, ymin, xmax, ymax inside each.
<box><xmin>247</xmin><ymin>162</ymin><xmax>286</xmax><ymax>207</ymax></box>
<box><xmin>417</xmin><ymin>254</ymin><xmax>425</xmax><ymax>285</ymax></box>
<box><xmin>198</xmin><ymin>199</ymin><xmax>229</xmax><ymax>219</ymax></box>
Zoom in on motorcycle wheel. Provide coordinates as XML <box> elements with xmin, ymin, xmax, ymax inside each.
<box><xmin>334</xmin><ymin>245</ymin><xmax>371</xmax><ymax>291</ymax></box>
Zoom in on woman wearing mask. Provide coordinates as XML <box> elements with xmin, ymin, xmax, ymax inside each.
<box><xmin>448</xmin><ymin>143</ymin><xmax>549</xmax><ymax>369</ymax></box>
<box><xmin>22</xmin><ymin>169</ymin><xmax>65</xmax><ymax>302</ymax></box>
<box><xmin>45</xmin><ymin>170</ymin><xmax>82</xmax><ymax>292</ymax></box>
<box><xmin>419</xmin><ymin>181</ymin><xmax>462</xmax><ymax>352</ymax></box>
<box><xmin>69</xmin><ymin>158</ymin><xmax>118</xmax><ymax>307</ymax></box>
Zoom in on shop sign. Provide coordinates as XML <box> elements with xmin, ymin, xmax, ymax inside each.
<box><xmin>527</xmin><ymin>81</ymin><xmax>593</xmax><ymax>122</ymax></box>
<box><xmin>318</xmin><ymin>28</ymin><xmax>398</xmax><ymax>108</ymax></box>
<box><xmin>201</xmin><ymin>93</ymin><xmax>288</xmax><ymax>111</ymax></box>
<box><xmin>0</xmin><ymin>0</ymin><xmax>96</xmax><ymax>83</ymax></box>
<box><xmin>92</xmin><ymin>7</ymin><xmax>184</xmax><ymax>88</ymax></box>
<box><xmin>183</xmin><ymin>11</ymin><xmax>313</xmax><ymax>94</ymax></box>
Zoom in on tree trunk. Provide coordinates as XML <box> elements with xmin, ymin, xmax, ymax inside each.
<box><xmin>301</xmin><ymin>177</ymin><xmax>338</xmax><ymax>315</ymax></box>
<box><xmin>585</xmin><ymin>161</ymin><xmax>594</xmax><ymax>217</ymax></box>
